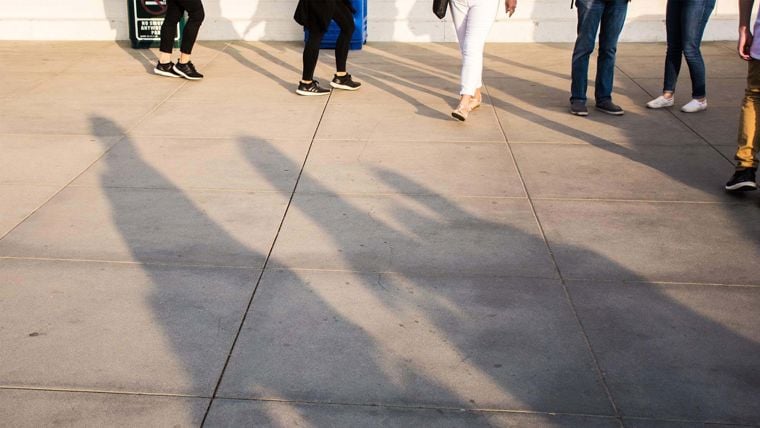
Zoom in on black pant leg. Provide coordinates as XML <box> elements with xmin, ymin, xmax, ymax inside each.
<box><xmin>177</xmin><ymin>0</ymin><xmax>205</xmax><ymax>55</ymax></box>
<box><xmin>159</xmin><ymin>0</ymin><xmax>184</xmax><ymax>54</ymax></box>
<box><xmin>332</xmin><ymin>2</ymin><xmax>355</xmax><ymax>73</ymax></box>
<box><xmin>303</xmin><ymin>30</ymin><xmax>325</xmax><ymax>81</ymax></box>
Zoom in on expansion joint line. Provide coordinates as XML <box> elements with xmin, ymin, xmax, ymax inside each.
<box><xmin>200</xmin><ymin>79</ymin><xmax>334</xmax><ymax>427</ymax></box>
<box><xmin>483</xmin><ymin>83</ymin><xmax>624</xmax><ymax>428</ymax></box>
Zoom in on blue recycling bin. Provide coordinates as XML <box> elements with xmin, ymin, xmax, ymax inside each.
<box><xmin>305</xmin><ymin>0</ymin><xmax>368</xmax><ymax>50</ymax></box>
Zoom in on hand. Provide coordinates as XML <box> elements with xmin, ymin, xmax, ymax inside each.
<box><xmin>739</xmin><ymin>27</ymin><xmax>753</xmax><ymax>61</ymax></box>
<box><xmin>505</xmin><ymin>0</ymin><xmax>517</xmax><ymax>17</ymax></box>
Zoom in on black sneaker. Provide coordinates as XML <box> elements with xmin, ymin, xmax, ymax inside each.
<box><xmin>725</xmin><ymin>168</ymin><xmax>757</xmax><ymax>192</ymax></box>
<box><xmin>173</xmin><ymin>61</ymin><xmax>203</xmax><ymax>80</ymax></box>
<box><xmin>154</xmin><ymin>61</ymin><xmax>180</xmax><ymax>78</ymax></box>
<box><xmin>330</xmin><ymin>73</ymin><xmax>362</xmax><ymax>91</ymax></box>
<box><xmin>596</xmin><ymin>100</ymin><xmax>625</xmax><ymax>116</ymax></box>
<box><xmin>570</xmin><ymin>101</ymin><xmax>588</xmax><ymax>116</ymax></box>
<box><xmin>296</xmin><ymin>80</ymin><xmax>331</xmax><ymax>96</ymax></box>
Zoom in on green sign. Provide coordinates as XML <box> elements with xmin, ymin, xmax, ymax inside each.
<box><xmin>128</xmin><ymin>0</ymin><xmax>182</xmax><ymax>49</ymax></box>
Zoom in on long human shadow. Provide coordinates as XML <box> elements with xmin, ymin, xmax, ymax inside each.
<box><xmin>87</xmin><ymin>117</ymin><xmax>482</xmax><ymax>426</ymax></box>
<box><xmin>238</xmin><ymin>137</ymin><xmax>760</xmax><ymax>423</ymax></box>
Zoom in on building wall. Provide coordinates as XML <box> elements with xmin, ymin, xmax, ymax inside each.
<box><xmin>0</xmin><ymin>0</ymin><xmax>743</xmax><ymax>43</ymax></box>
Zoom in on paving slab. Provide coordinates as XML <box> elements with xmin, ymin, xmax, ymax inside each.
<box><xmin>0</xmin><ymin>389</ymin><xmax>207</xmax><ymax>427</ymax></box>
<box><xmin>533</xmin><ymin>199</ymin><xmax>760</xmax><ymax>285</ymax></box>
<box><xmin>716</xmin><ymin>144</ymin><xmax>738</xmax><ymax>162</ymax></box>
<box><xmin>675</xmin><ymin>106</ymin><xmax>742</xmax><ymax>147</ymax></box>
<box><xmin>131</xmin><ymin>99</ymin><xmax>327</xmax><ymax>140</ymax></box>
<box><xmin>300</xmin><ymin>140</ymin><xmax>525</xmax><ymax>197</ymax></box>
<box><xmin>0</xmin><ymin>185</ymin><xmax>59</xmax><ymax>239</ymax></box>
<box><xmin>326</xmin><ymin>72</ymin><xmax>462</xmax><ymax>107</ymax></box>
<box><xmin>623</xmin><ymin>419</ymin><xmax>758</xmax><ymax>428</ymax></box>
<box><xmin>74</xmin><ymin>136</ymin><xmax>309</xmax><ymax>192</ymax></box>
<box><xmin>270</xmin><ymin>194</ymin><xmax>556</xmax><ymax>278</ymax></box>
<box><xmin>488</xmin><ymin>76</ymin><xmax>699</xmax><ymax>145</ymax></box>
<box><xmin>0</xmin><ymin>258</ymin><xmax>257</xmax><ymax>395</ymax></box>
<box><xmin>569</xmin><ymin>281</ymin><xmax>760</xmax><ymax>424</ymax></box>
<box><xmin>206</xmin><ymin>399</ymin><xmax>620</xmax><ymax>428</ymax></box>
<box><xmin>316</xmin><ymin>100</ymin><xmax>505</xmax><ymax>142</ymax></box>
<box><xmin>0</xmin><ymin>100</ymin><xmax>154</xmax><ymax>136</ymax></box>
<box><xmin>0</xmin><ymin>186</ymin><xmax>287</xmax><ymax>267</ymax></box>
<box><xmin>0</xmin><ymin>135</ymin><xmax>117</xmax><ymax>185</ymax></box>
<box><xmin>1</xmin><ymin>73</ymin><xmax>47</xmax><ymax>99</ymax></box>
<box><xmin>25</xmin><ymin>72</ymin><xmax>186</xmax><ymax>102</ymax></box>
<box><xmin>511</xmin><ymin>143</ymin><xmax>733</xmax><ymax>202</ymax></box>
<box><xmin>217</xmin><ymin>270</ymin><xmax>612</xmax><ymax>414</ymax></box>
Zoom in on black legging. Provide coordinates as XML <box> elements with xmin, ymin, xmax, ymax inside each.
<box><xmin>160</xmin><ymin>0</ymin><xmax>205</xmax><ymax>55</ymax></box>
<box><xmin>302</xmin><ymin>2</ymin><xmax>355</xmax><ymax>81</ymax></box>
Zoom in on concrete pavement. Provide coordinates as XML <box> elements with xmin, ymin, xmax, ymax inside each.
<box><xmin>0</xmin><ymin>40</ymin><xmax>758</xmax><ymax>427</ymax></box>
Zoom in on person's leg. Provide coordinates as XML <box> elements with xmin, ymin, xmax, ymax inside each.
<box><xmin>459</xmin><ymin>0</ymin><xmax>499</xmax><ymax>97</ymax></box>
<box><xmin>332</xmin><ymin>1</ymin><xmax>355</xmax><ymax>75</ymax></box>
<box><xmin>681</xmin><ymin>0</ymin><xmax>715</xmax><ymax>100</ymax></box>
<box><xmin>736</xmin><ymin>61</ymin><xmax>760</xmax><ymax>170</ymax></box>
<box><xmin>302</xmin><ymin>30</ymin><xmax>325</xmax><ymax>82</ymax></box>
<box><xmin>595</xmin><ymin>0</ymin><xmax>627</xmax><ymax>104</ymax></box>
<box><xmin>571</xmin><ymin>0</ymin><xmax>604</xmax><ymax>104</ymax></box>
<box><xmin>726</xmin><ymin>60</ymin><xmax>760</xmax><ymax>190</ymax></box>
<box><xmin>297</xmin><ymin>28</ymin><xmax>330</xmax><ymax>95</ymax></box>
<box><xmin>159</xmin><ymin>0</ymin><xmax>183</xmax><ymax>63</ymax></box>
<box><xmin>177</xmin><ymin>0</ymin><xmax>205</xmax><ymax>62</ymax></box>
<box><xmin>451</xmin><ymin>0</ymin><xmax>471</xmax><ymax>97</ymax></box>
<box><xmin>662</xmin><ymin>0</ymin><xmax>683</xmax><ymax>97</ymax></box>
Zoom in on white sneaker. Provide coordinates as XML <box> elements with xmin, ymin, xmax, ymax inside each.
<box><xmin>646</xmin><ymin>95</ymin><xmax>675</xmax><ymax>109</ymax></box>
<box><xmin>681</xmin><ymin>98</ymin><xmax>707</xmax><ymax>113</ymax></box>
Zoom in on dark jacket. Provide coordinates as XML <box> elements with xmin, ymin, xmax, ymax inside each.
<box><xmin>295</xmin><ymin>0</ymin><xmax>355</xmax><ymax>33</ymax></box>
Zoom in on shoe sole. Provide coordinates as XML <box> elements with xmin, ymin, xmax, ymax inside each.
<box><xmin>596</xmin><ymin>107</ymin><xmax>625</xmax><ymax>116</ymax></box>
<box><xmin>725</xmin><ymin>181</ymin><xmax>758</xmax><ymax>191</ymax></box>
<box><xmin>330</xmin><ymin>82</ymin><xmax>361</xmax><ymax>91</ymax></box>
<box><xmin>296</xmin><ymin>89</ymin><xmax>330</xmax><ymax>96</ymax></box>
<box><xmin>173</xmin><ymin>67</ymin><xmax>203</xmax><ymax>81</ymax></box>
<box><xmin>451</xmin><ymin>112</ymin><xmax>467</xmax><ymax>121</ymax></box>
<box><xmin>681</xmin><ymin>107</ymin><xmax>707</xmax><ymax>113</ymax></box>
<box><xmin>570</xmin><ymin>109</ymin><xmax>589</xmax><ymax>116</ymax></box>
<box><xmin>154</xmin><ymin>69</ymin><xmax>180</xmax><ymax>78</ymax></box>
<box><xmin>646</xmin><ymin>103</ymin><xmax>673</xmax><ymax>109</ymax></box>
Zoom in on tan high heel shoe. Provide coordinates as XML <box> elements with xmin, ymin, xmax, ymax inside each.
<box><xmin>452</xmin><ymin>102</ymin><xmax>472</xmax><ymax>121</ymax></box>
<box><xmin>469</xmin><ymin>96</ymin><xmax>482</xmax><ymax>111</ymax></box>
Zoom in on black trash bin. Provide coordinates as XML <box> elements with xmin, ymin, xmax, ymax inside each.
<box><xmin>128</xmin><ymin>0</ymin><xmax>184</xmax><ymax>49</ymax></box>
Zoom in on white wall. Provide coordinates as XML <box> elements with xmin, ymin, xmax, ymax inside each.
<box><xmin>0</xmin><ymin>0</ymin><xmax>743</xmax><ymax>42</ymax></box>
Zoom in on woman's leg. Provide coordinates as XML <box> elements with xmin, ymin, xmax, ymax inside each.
<box><xmin>454</xmin><ymin>0</ymin><xmax>498</xmax><ymax>97</ymax></box>
<box><xmin>159</xmin><ymin>0</ymin><xmax>183</xmax><ymax>63</ymax></box>
<box><xmin>177</xmin><ymin>0</ymin><xmax>205</xmax><ymax>61</ymax></box>
<box><xmin>302</xmin><ymin>30</ymin><xmax>325</xmax><ymax>82</ymax></box>
<box><xmin>663</xmin><ymin>0</ymin><xmax>682</xmax><ymax>97</ymax></box>
<box><xmin>682</xmin><ymin>0</ymin><xmax>716</xmax><ymax>99</ymax></box>
<box><xmin>332</xmin><ymin>2</ymin><xmax>356</xmax><ymax>75</ymax></box>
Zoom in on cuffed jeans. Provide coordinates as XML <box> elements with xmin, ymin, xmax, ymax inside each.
<box><xmin>450</xmin><ymin>0</ymin><xmax>499</xmax><ymax>96</ymax></box>
<box><xmin>570</xmin><ymin>0</ymin><xmax>628</xmax><ymax>104</ymax></box>
<box><xmin>736</xmin><ymin>61</ymin><xmax>760</xmax><ymax>170</ymax></box>
<box><xmin>664</xmin><ymin>0</ymin><xmax>715</xmax><ymax>98</ymax></box>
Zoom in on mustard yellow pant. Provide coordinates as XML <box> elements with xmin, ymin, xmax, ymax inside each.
<box><xmin>736</xmin><ymin>60</ymin><xmax>760</xmax><ymax>170</ymax></box>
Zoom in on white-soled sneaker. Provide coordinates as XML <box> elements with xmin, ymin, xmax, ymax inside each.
<box><xmin>681</xmin><ymin>98</ymin><xmax>707</xmax><ymax>113</ymax></box>
<box><xmin>646</xmin><ymin>95</ymin><xmax>674</xmax><ymax>109</ymax></box>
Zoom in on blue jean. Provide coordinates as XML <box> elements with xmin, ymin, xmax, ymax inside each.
<box><xmin>664</xmin><ymin>0</ymin><xmax>715</xmax><ymax>98</ymax></box>
<box><xmin>571</xmin><ymin>0</ymin><xmax>629</xmax><ymax>104</ymax></box>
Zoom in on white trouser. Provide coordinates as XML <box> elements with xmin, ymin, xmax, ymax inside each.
<box><xmin>450</xmin><ymin>0</ymin><xmax>499</xmax><ymax>96</ymax></box>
